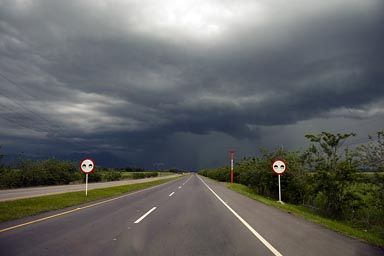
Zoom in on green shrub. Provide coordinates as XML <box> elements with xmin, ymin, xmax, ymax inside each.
<box><xmin>314</xmin><ymin>191</ymin><xmax>328</xmax><ymax>211</ymax></box>
<box><xmin>145</xmin><ymin>172</ymin><xmax>158</xmax><ymax>178</ymax></box>
<box><xmin>131</xmin><ymin>172</ymin><xmax>158</xmax><ymax>179</ymax></box>
<box><xmin>342</xmin><ymin>183</ymin><xmax>384</xmax><ymax>227</ymax></box>
<box><xmin>103</xmin><ymin>172</ymin><xmax>122</xmax><ymax>181</ymax></box>
<box><xmin>132</xmin><ymin>172</ymin><xmax>146</xmax><ymax>179</ymax></box>
<box><xmin>0</xmin><ymin>169</ymin><xmax>23</xmax><ymax>188</ymax></box>
<box><xmin>198</xmin><ymin>167</ymin><xmax>230</xmax><ymax>182</ymax></box>
<box><xmin>0</xmin><ymin>159</ymin><xmax>83</xmax><ymax>188</ymax></box>
<box><xmin>87</xmin><ymin>172</ymin><xmax>102</xmax><ymax>182</ymax></box>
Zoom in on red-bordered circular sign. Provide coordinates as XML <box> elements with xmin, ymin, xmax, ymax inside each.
<box><xmin>80</xmin><ymin>158</ymin><xmax>96</xmax><ymax>174</ymax></box>
<box><xmin>272</xmin><ymin>159</ymin><xmax>286</xmax><ymax>175</ymax></box>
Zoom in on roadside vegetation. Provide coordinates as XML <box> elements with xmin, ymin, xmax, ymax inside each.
<box><xmin>198</xmin><ymin>131</ymin><xmax>384</xmax><ymax>247</ymax></box>
<box><xmin>0</xmin><ymin>151</ymin><xmax>182</xmax><ymax>189</ymax></box>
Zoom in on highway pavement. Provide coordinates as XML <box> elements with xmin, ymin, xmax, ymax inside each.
<box><xmin>0</xmin><ymin>173</ymin><xmax>382</xmax><ymax>255</ymax></box>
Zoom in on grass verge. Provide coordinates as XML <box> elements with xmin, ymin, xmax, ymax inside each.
<box><xmin>0</xmin><ymin>177</ymin><xmax>179</xmax><ymax>223</ymax></box>
<box><xmin>228</xmin><ymin>183</ymin><xmax>384</xmax><ymax>248</ymax></box>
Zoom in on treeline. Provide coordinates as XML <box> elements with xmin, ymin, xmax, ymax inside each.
<box><xmin>122</xmin><ymin>167</ymin><xmax>185</xmax><ymax>173</ymax></box>
<box><xmin>88</xmin><ymin>170</ymin><xmax>159</xmax><ymax>182</ymax></box>
<box><xmin>0</xmin><ymin>153</ymin><xmax>174</xmax><ymax>188</ymax></box>
<box><xmin>0</xmin><ymin>159</ymin><xmax>82</xmax><ymax>188</ymax></box>
<box><xmin>123</xmin><ymin>166</ymin><xmax>146</xmax><ymax>172</ymax></box>
<box><xmin>131</xmin><ymin>172</ymin><xmax>158</xmax><ymax>179</ymax></box>
<box><xmin>199</xmin><ymin>131</ymin><xmax>384</xmax><ymax>232</ymax></box>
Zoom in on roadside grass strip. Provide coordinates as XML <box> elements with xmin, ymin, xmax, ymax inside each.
<box><xmin>228</xmin><ymin>183</ymin><xmax>384</xmax><ymax>248</ymax></box>
<box><xmin>0</xmin><ymin>177</ymin><xmax>179</xmax><ymax>224</ymax></box>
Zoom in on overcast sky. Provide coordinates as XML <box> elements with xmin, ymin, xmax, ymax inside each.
<box><xmin>1</xmin><ymin>0</ymin><xmax>383</xmax><ymax>170</ymax></box>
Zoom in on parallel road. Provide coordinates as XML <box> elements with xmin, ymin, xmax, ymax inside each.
<box><xmin>0</xmin><ymin>174</ymin><xmax>382</xmax><ymax>255</ymax></box>
<box><xmin>0</xmin><ymin>174</ymin><xmax>180</xmax><ymax>202</ymax></box>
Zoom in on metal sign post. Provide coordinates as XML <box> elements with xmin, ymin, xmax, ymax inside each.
<box><xmin>85</xmin><ymin>174</ymin><xmax>88</xmax><ymax>196</ymax></box>
<box><xmin>272</xmin><ymin>159</ymin><xmax>286</xmax><ymax>204</ymax></box>
<box><xmin>80</xmin><ymin>158</ymin><xmax>96</xmax><ymax>196</ymax></box>
<box><xmin>278</xmin><ymin>175</ymin><xmax>282</xmax><ymax>202</ymax></box>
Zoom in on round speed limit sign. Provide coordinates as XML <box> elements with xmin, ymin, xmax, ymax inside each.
<box><xmin>80</xmin><ymin>158</ymin><xmax>95</xmax><ymax>174</ymax></box>
<box><xmin>272</xmin><ymin>159</ymin><xmax>286</xmax><ymax>175</ymax></box>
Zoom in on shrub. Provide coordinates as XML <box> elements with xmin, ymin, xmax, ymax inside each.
<box><xmin>132</xmin><ymin>172</ymin><xmax>146</xmax><ymax>179</ymax></box>
<box><xmin>342</xmin><ymin>183</ymin><xmax>384</xmax><ymax>227</ymax></box>
<box><xmin>87</xmin><ymin>171</ymin><xmax>102</xmax><ymax>182</ymax></box>
<box><xmin>145</xmin><ymin>172</ymin><xmax>158</xmax><ymax>178</ymax></box>
<box><xmin>103</xmin><ymin>172</ymin><xmax>122</xmax><ymax>181</ymax></box>
<box><xmin>0</xmin><ymin>169</ymin><xmax>23</xmax><ymax>188</ymax></box>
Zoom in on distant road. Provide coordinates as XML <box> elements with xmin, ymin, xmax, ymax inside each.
<box><xmin>0</xmin><ymin>174</ymin><xmax>180</xmax><ymax>202</ymax></box>
<box><xmin>0</xmin><ymin>174</ymin><xmax>382</xmax><ymax>255</ymax></box>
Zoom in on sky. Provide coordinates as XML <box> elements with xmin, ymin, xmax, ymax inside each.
<box><xmin>0</xmin><ymin>0</ymin><xmax>383</xmax><ymax>170</ymax></box>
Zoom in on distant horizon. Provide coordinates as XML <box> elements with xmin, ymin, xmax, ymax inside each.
<box><xmin>1</xmin><ymin>128</ymin><xmax>381</xmax><ymax>171</ymax></box>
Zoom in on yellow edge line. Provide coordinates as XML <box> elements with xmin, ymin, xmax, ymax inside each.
<box><xmin>0</xmin><ymin>178</ymin><xmax>181</xmax><ymax>233</ymax></box>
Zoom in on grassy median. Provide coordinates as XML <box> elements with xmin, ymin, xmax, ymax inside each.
<box><xmin>228</xmin><ymin>183</ymin><xmax>384</xmax><ymax>248</ymax></box>
<box><xmin>0</xmin><ymin>177</ymin><xmax>179</xmax><ymax>223</ymax></box>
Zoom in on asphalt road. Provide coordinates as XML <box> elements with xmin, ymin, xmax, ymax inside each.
<box><xmin>0</xmin><ymin>174</ymin><xmax>382</xmax><ymax>256</ymax></box>
<box><xmin>0</xmin><ymin>174</ymin><xmax>180</xmax><ymax>202</ymax></box>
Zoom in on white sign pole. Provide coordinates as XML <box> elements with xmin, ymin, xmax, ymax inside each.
<box><xmin>85</xmin><ymin>174</ymin><xmax>88</xmax><ymax>197</ymax></box>
<box><xmin>278</xmin><ymin>175</ymin><xmax>281</xmax><ymax>203</ymax></box>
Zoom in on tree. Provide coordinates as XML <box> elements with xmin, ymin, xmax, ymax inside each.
<box><xmin>357</xmin><ymin>130</ymin><xmax>384</xmax><ymax>171</ymax></box>
<box><xmin>304</xmin><ymin>132</ymin><xmax>356</xmax><ymax>172</ymax></box>
<box><xmin>0</xmin><ymin>145</ymin><xmax>4</xmax><ymax>170</ymax></box>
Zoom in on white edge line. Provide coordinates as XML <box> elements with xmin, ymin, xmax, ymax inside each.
<box><xmin>197</xmin><ymin>175</ymin><xmax>283</xmax><ymax>256</ymax></box>
<box><xmin>134</xmin><ymin>207</ymin><xmax>157</xmax><ymax>224</ymax></box>
<box><xmin>169</xmin><ymin>192</ymin><xmax>175</xmax><ymax>197</ymax></box>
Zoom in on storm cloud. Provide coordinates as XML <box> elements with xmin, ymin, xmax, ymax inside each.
<box><xmin>1</xmin><ymin>0</ymin><xmax>384</xmax><ymax>169</ymax></box>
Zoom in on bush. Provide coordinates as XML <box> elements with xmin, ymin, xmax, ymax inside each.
<box><xmin>87</xmin><ymin>171</ymin><xmax>102</xmax><ymax>182</ymax></box>
<box><xmin>342</xmin><ymin>183</ymin><xmax>384</xmax><ymax>227</ymax></box>
<box><xmin>103</xmin><ymin>172</ymin><xmax>122</xmax><ymax>181</ymax></box>
<box><xmin>145</xmin><ymin>172</ymin><xmax>158</xmax><ymax>178</ymax></box>
<box><xmin>0</xmin><ymin>169</ymin><xmax>23</xmax><ymax>188</ymax></box>
<box><xmin>198</xmin><ymin>167</ymin><xmax>230</xmax><ymax>182</ymax></box>
<box><xmin>0</xmin><ymin>159</ymin><xmax>82</xmax><ymax>188</ymax></box>
<box><xmin>132</xmin><ymin>172</ymin><xmax>146</xmax><ymax>179</ymax></box>
<box><xmin>132</xmin><ymin>172</ymin><xmax>158</xmax><ymax>179</ymax></box>
<box><xmin>314</xmin><ymin>191</ymin><xmax>328</xmax><ymax>211</ymax></box>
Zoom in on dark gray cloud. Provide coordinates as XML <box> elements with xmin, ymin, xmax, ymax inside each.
<box><xmin>1</xmin><ymin>0</ymin><xmax>383</xmax><ymax>169</ymax></box>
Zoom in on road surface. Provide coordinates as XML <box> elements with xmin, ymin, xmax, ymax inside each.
<box><xmin>0</xmin><ymin>174</ymin><xmax>382</xmax><ymax>255</ymax></box>
<box><xmin>0</xmin><ymin>174</ymin><xmax>180</xmax><ymax>202</ymax></box>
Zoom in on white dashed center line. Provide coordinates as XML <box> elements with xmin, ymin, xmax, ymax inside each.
<box><xmin>134</xmin><ymin>207</ymin><xmax>157</xmax><ymax>224</ymax></box>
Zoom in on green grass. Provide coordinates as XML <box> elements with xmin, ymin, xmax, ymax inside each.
<box><xmin>228</xmin><ymin>183</ymin><xmax>384</xmax><ymax>248</ymax></box>
<box><xmin>117</xmin><ymin>172</ymin><xmax>134</xmax><ymax>179</ymax></box>
<box><xmin>157</xmin><ymin>172</ymin><xmax>175</xmax><ymax>177</ymax></box>
<box><xmin>361</xmin><ymin>172</ymin><xmax>384</xmax><ymax>179</ymax></box>
<box><xmin>0</xmin><ymin>177</ymin><xmax>179</xmax><ymax>223</ymax></box>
